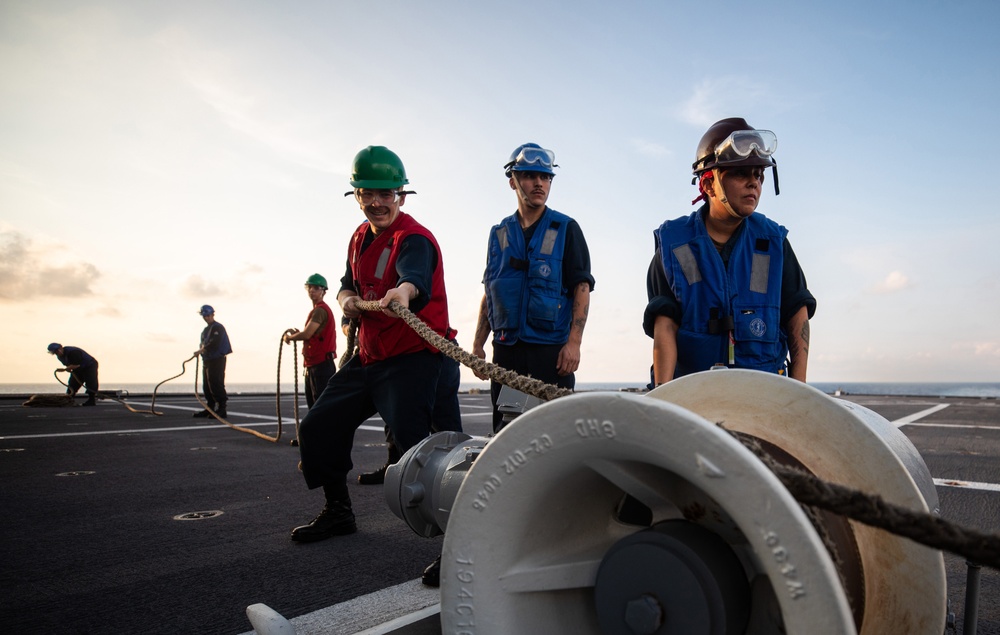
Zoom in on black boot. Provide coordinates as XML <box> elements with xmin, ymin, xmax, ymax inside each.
<box><xmin>358</xmin><ymin>464</ymin><xmax>389</xmax><ymax>485</ymax></box>
<box><xmin>216</xmin><ymin>404</ymin><xmax>227</xmax><ymax>418</ymax></box>
<box><xmin>193</xmin><ymin>407</ymin><xmax>213</xmax><ymax>418</ymax></box>
<box><xmin>291</xmin><ymin>487</ymin><xmax>356</xmax><ymax>542</ymax></box>
<box><xmin>422</xmin><ymin>555</ymin><xmax>442</xmax><ymax>587</ymax></box>
<box><xmin>359</xmin><ymin>441</ymin><xmax>400</xmax><ymax>484</ymax></box>
<box><xmin>82</xmin><ymin>395</ymin><xmax>96</xmax><ymax>407</ymax></box>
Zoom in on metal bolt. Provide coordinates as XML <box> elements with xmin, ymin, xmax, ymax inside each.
<box><xmin>624</xmin><ymin>594</ymin><xmax>663</xmax><ymax>634</ymax></box>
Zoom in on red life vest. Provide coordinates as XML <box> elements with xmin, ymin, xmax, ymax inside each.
<box><xmin>348</xmin><ymin>212</ymin><xmax>453</xmax><ymax>364</ymax></box>
<box><xmin>301</xmin><ymin>301</ymin><xmax>337</xmax><ymax>367</ymax></box>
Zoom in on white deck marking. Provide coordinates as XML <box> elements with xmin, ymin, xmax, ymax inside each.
<box><xmin>892</xmin><ymin>403</ymin><xmax>950</xmax><ymax>427</ymax></box>
<box><xmin>905</xmin><ymin>423</ymin><xmax>1000</xmax><ymax>430</ymax></box>
<box><xmin>934</xmin><ymin>478</ymin><xmax>1000</xmax><ymax>493</ymax></box>
<box><xmin>235</xmin><ymin>579</ymin><xmax>440</xmax><ymax>635</ymax></box>
<box><xmin>1</xmin><ymin>401</ymin><xmax>491</xmax><ymax>439</ymax></box>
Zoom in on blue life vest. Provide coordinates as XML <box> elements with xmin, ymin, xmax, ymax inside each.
<box><xmin>655</xmin><ymin>210</ymin><xmax>788</xmax><ymax>377</ymax></box>
<box><xmin>484</xmin><ymin>207</ymin><xmax>571</xmax><ymax>345</ymax></box>
<box><xmin>200</xmin><ymin>323</ymin><xmax>232</xmax><ymax>360</ymax></box>
<box><xmin>57</xmin><ymin>346</ymin><xmax>97</xmax><ymax>369</ymax></box>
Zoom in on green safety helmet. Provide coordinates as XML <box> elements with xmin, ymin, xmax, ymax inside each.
<box><xmin>349</xmin><ymin>146</ymin><xmax>409</xmax><ymax>189</ymax></box>
<box><xmin>305</xmin><ymin>273</ymin><xmax>328</xmax><ymax>289</ymax></box>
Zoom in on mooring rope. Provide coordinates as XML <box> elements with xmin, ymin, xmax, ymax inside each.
<box><xmin>352</xmin><ymin>300</ymin><xmax>572</xmax><ymax>401</ymax></box>
<box><xmin>277</xmin><ymin>329</ymin><xmax>300</xmax><ymax>444</ymax></box>
<box><xmin>353</xmin><ymin>298</ymin><xmax>1000</xmax><ymax>570</ymax></box>
<box><xmin>192</xmin><ymin>356</ymin><xmax>281</xmax><ymax>443</ymax></box>
<box><xmin>734</xmin><ymin>430</ymin><xmax>1000</xmax><ymax>569</ymax></box>
<box><xmin>49</xmin><ymin>368</ymin><xmax>160</xmax><ymax>415</ymax></box>
<box><xmin>338</xmin><ymin>318</ymin><xmax>359</xmax><ymax>369</ymax></box>
<box><xmin>147</xmin><ymin>355</ymin><xmax>198</xmax><ymax>415</ymax></box>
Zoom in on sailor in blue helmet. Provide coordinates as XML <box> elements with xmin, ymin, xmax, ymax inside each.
<box><xmin>644</xmin><ymin>118</ymin><xmax>815</xmax><ymax>384</ymax></box>
<box><xmin>472</xmin><ymin>143</ymin><xmax>595</xmax><ymax>432</ymax></box>
<box><xmin>192</xmin><ymin>305</ymin><xmax>232</xmax><ymax>418</ymax></box>
<box><xmin>47</xmin><ymin>343</ymin><xmax>100</xmax><ymax>406</ymax></box>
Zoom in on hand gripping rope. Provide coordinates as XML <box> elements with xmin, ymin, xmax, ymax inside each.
<box><xmin>355</xmin><ymin>298</ymin><xmax>1000</xmax><ymax>571</ymax></box>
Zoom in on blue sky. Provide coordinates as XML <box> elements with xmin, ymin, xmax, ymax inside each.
<box><xmin>2</xmin><ymin>1</ymin><xmax>999</xmax><ymax>386</ymax></box>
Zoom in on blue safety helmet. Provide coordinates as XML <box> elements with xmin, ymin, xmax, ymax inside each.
<box><xmin>198</xmin><ymin>305</ymin><xmax>215</xmax><ymax>316</ymax></box>
<box><xmin>504</xmin><ymin>143</ymin><xmax>558</xmax><ymax>178</ymax></box>
<box><xmin>47</xmin><ymin>343</ymin><xmax>61</xmax><ymax>353</ymax></box>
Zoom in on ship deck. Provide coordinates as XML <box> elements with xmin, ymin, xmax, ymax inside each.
<box><xmin>2</xmin><ymin>390</ymin><xmax>998</xmax><ymax>634</ymax></box>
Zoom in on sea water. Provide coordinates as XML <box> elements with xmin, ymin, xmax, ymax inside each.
<box><xmin>2</xmin><ymin>381</ymin><xmax>998</xmax><ymax>398</ymax></box>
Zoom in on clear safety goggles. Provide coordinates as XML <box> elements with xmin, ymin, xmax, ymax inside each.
<box><xmin>713</xmin><ymin>130</ymin><xmax>777</xmax><ymax>165</ymax></box>
<box><xmin>507</xmin><ymin>146</ymin><xmax>557</xmax><ymax>171</ymax></box>
<box><xmin>353</xmin><ymin>189</ymin><xmax>400</xmax><ymax>206</ymax></box>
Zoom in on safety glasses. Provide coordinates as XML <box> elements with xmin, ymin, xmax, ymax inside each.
<box><xmin>353</xmin><ymin>189</ymin><xmax>400</xmax><ymax>206</ymax></box>
<box><xmin>507</xmin><ymin>147</ymin><xmax>557</xmax><ymax>171</ymax></box>
<box><xmin>714</xmin><ymin>130</ymin><xmax>777</xmax><ymax>164</ymax></box>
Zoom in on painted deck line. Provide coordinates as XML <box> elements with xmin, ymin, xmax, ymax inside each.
<box><xmin>236</xmin><ymin>579</ymin><xmax>439</xmax><ymax>635</ymax></box>
<box><xmin>2</xmin><ymin>402</ymin><xmax>491</xmax><ymax>440</ymax></box>
<box><xmin>902</xmin><ymin>423</ymin><xmax>1000</xmax><ymax>430</ymax></box>
<box><xmin>354</xmin><ymin>604</ymin><xmax>441</xmax><ymax>635</ymax></box>
<box><xmin>934</xmin><ymin>478</ymin><xmax>1000</xmax><ymax>493</ymax></box>
<box><xmin>891</xmin><ymin>403</ymin><xmax>950</xmax><ymax>427</ymax></box>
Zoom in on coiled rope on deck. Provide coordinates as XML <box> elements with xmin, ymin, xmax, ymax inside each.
<box><xmin>353</xmin><ymin>298</ymin><xmax>1000</xmax><ymax>569</ymax></box>
<box><xmin>48</xmin><ymin>369</ymin><xmax>161</xmax><ymax>415</ymax></box>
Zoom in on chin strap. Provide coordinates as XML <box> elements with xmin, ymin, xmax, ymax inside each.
<box><xmin>696</xmin><ymin>170</ymin><xmax>741</xmax><ymax>218</ymax></box>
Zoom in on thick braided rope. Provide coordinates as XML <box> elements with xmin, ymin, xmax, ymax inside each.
<box><xmin>733</xmin><ymin>430</ymin><xmax>1000</xmax><ymax>569</ymax></box>
<box><xmin>338</xmin><ymin>318</ymin><xmax>359</xmax><ymax>369</ymax></box>
<box><xmin>194</xmin><ymin>356</ymin><xmax>281</xmax><ymax>443</ymax></box>
<box><xmin>277</xmin><ymin>330</ymin><xmax>300</xmax><ymax>443</ymax></box>
<box><xmin>51</xmin><ymin>368</ymin><xmax>162</xmax><ymax>415</ymax></box>
<box><xmin>353</xmin><ymin>300</ymin><xmax>572</xmax><ymax>401</ymax></box>
<box><xmin>353</xmin><ymin>298</ymin><xmax>1000</xmax><ymax>568</ymax></box>
<box><xmin>147</xmin><ymin>355</ymin><xmax>202</xmax><ymax>415</ymax></box>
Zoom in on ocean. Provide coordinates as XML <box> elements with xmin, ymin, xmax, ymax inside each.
<box><xmin>2</xmin><ymin>381</ymin><xmax>998</xmax><ymax>398</ymax></box>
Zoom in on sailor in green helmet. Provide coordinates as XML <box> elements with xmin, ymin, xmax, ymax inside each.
<box><xmin>290</xmin><ymin>147</ymin><xmax>460</xmax><ymax>588</ymax></box>
<box><xmin>284</xmin><ymin>273</ymin><xmax>338</xmax><ymax>411</ymax></box>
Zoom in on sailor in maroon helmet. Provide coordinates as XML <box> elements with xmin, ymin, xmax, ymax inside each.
<box><xmin>644</xmin><ymin>118</ymin><xmax>815</xmax><ymax>384</ymax></box>
<box><xmin>291</xmin><ymin>146</ymin><xmax>458</xmax><ymax>556</ymax></box>
<box><xmin>283</xmin><ymin>273</ymin><xmax>338</xmax><ymax>410</ymax></box>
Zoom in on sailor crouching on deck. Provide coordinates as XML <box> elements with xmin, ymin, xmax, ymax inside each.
<box><xmin>291</xmin><ymin>146</ymin><xmax>458</xmax><ymax>546</ymax></box>
<box><xmin>47</xmin><ymin>343</ymin><xmax>100</xmax><ymax>406</ymax></box>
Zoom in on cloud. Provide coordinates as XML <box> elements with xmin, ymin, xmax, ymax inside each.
<box><xmin>871</xmin><ymin>270</ymin><xmax>911</xmax><ymax>294</ymax></box>
<box><xmin>678</xmin><ymin>77</ymin><xmax>768</xmax><ymax>128</ymax></box>
<box><xmin>630</xmin><ymin>138</ymin><xmax>670</xmax><ymax>157</ymax></box>
<box><xmin>180</xmin><ymin>263</ymin><xmax>265</xmax><ymax>299</ymax></box>
<box><xmin>90</xmin><ymin>305</ymin><xmax>122</xmax><ymax>318</ymax></box>
<box><xmin>973</xmin><ymin>342</ymin><xmax>1000</xmax><ymax>357</ymax></box>
<box><xmin>181</xmin><ymin>274</ymin><xmax>224</xmax><ymax>298</ymax></box>
<box><xmin>0</xmin><ymin>229</ymin><xmax>100</xmax><ymax>301</ymax></box>
<box><xmin>155</xmin><ymin>27</ymin><xmax>340</xmax><ymax>175</ymax></box>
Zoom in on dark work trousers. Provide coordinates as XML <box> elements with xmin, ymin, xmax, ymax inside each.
<box><xmin>68</xmin><ymin>363</ymin><xmax>100</xmax><ymax>397</ymax></box>
<box><xmin>304</xmin><ymin>358</ymin><xmax>336</xmax><ymax>408</ymax></box>
<box><xmin>491</xmin><ymin>340</ymin><xmax>574</xmax><ymax>432</ymax></box>
<box><xmin>380</xmin><ymin>349</ymin><xmax>463</xmax><ymax>464</ymax></box>
<box><xmin>202</xmin><ymin>356</ymin><xmax>228</xmax><ymax>407</ymax></box>
<box><xmin>297</xmin><ymin>349</ymin><xmax>442</xmax><ymax>490</ymax></box>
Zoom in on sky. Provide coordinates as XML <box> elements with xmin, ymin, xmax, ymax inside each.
<box><xmin>2</xmin><ymin>0</ymin><xmax>999</xmax><ymax>387</ymax></box>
